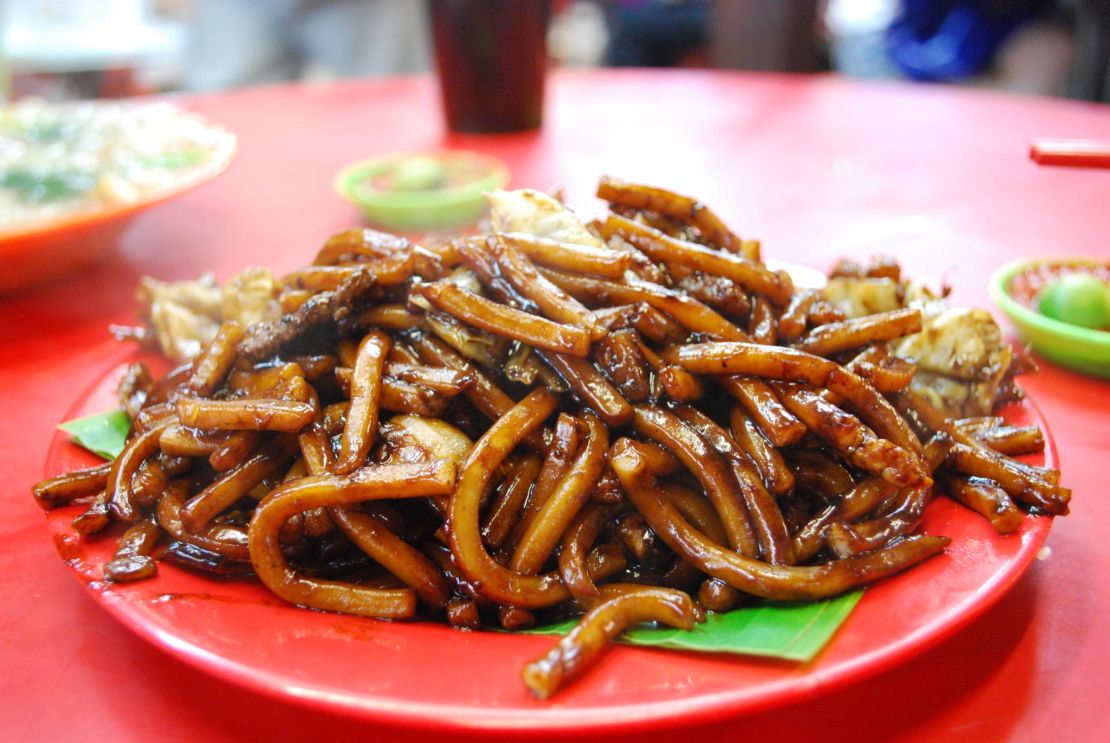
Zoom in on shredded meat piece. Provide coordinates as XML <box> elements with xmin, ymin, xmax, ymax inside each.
<box><xmin>675</xmin><ymin>273</ymin><xmax>752</xmax><ymax>318</ymax></box>
<box><xmin>237</xmin><ymin>268</ymin><xmax>379</xmax><ymax>362</ymax></box>
<box><xmin>117</xmin><ymin>362</ymin><xmax>152</xmax><ymax>419</ymax></box>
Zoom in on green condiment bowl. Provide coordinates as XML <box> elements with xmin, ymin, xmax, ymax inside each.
<box><xmin>990</xmin><ymin>257</ymin><xmax>1110</xmax><ymax>378</ymax></box>
<box><xmin>334</xmin><ymin>150</ymin><xmax>509</xmax><ymax>232</ymax></box>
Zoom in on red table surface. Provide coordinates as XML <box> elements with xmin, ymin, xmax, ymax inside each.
<box><xmin>1</xmin><ymin>70</ymin><xmax>1107</xmax><ymax>742</ymax></box>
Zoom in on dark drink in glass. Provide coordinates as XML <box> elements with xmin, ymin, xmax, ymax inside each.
<box><xmin>428</xmin><ymin>0</ymin><xmax>550</xmax><ymax>133</ymax></box>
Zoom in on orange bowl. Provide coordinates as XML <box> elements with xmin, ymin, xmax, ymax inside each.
<box><xmin>0</xmin><ymin>124</ymin><xmax>236</xmax><ymax>295</ymax></box>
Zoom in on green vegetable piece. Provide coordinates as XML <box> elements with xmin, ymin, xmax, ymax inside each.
<box><xmin>519</xmin><ymin>590</ymin><xmax>862</xmax><ymax>662</ymax></box>
<box><xmin>142</xmin><ymin>149</ymin><xmax>207</xmax><ymax>170</ymax></box>
<box><xmin>391</xmin><ymin>156</ymin><xmax>447</xmax><ymax>191</ymax></box>
<box><xmin>57</xmin><ymin>409</ymin><xmax>132</xmax><ymax>460</ymax></box>
<box><xmin>0</xmin><ymin>117</ymin><xmax>69</xmax><ymax>143</ymax></box>
<box><xmin>1037</xmin><ymin>273</ymin><xmax>1110</xmax><ymax>330</ymax></box>
<box><xmin>1</xmin><ymin>170</ymin><xmax>96</xmax><ymax>203</ymax></box>
<box><xmin>24</xmin><ymin>120</ymin><xmax>69</xmax><ymax>143</ymax></box>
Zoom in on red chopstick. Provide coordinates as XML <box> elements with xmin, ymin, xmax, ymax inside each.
<box><xmin>1030</xmin><ymin>139</ymin><xmax>1110</xmax><ymax>169</ymax></box>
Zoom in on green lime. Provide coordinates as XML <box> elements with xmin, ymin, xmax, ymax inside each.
<box><xmin>391</xmin><ymin>156</ymin><xmax>446</xmax><ymax>191</ymax></box>
<box><xmin>1037</xmin><ymin>273</ymin><xmax>1110</xmax><ymax>330</ymax></box>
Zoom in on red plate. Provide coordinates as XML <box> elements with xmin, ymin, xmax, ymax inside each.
<box><xmin>41</xmin><ymin>358</ymin><xmax>1054</xmax><ymax>734</ymax></box>
<box><xmin>0</xmin><ymin>125</ymin><xmax>235</xmax><ymax>295</ymax></box>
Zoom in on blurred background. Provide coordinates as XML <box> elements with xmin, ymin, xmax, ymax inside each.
<box><xmin>0</xmin><ymin>0</ymin><xmax>1106</xmax><ymax>102</ymax></box>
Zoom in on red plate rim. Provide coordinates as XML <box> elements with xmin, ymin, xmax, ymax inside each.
<box><xmin>40</xmin><ymin>353</ymin><xmax>1056</xmax><ymax>734</ymax></box>
<box><xmin>0</xmin><ymin>128</ymin><xmax>236</xmax><ymax>247</ymax></box>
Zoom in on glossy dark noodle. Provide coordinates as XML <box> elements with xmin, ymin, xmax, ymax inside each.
<box><xmin>33</xmin><ymin>177</ymin><xmax>1065</xmax><ymax>699</ymax></box>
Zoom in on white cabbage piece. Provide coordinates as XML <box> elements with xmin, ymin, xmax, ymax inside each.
<box><xmin>221</xmin><ymin>267</ymin><xmax>281</xmax><ymax>329</ymax></box>
<box><xmin>377</xmin><ymin>415</ymin><xmax>472</xmax><ymax>471</ymax></box>
<box><xmin>822</xmin><ymin>276</ymin><xmax>902</xmax><ymax>318</ymax></box>
<box><xmin>895</xmin><ymin>307</ymin><xmax>1010</xmax><ymax>383</ymax></box>
<box><xmin>822</xmin><ymin>274</ymin><xmax>1016</xmax><ymax>417</ymax></box>
<box><xmin>487</xmin><ymin>188</ymin><xmax>606</xmax><ymax>248</ymax></box>
<box><xmin>138</xmin><ymin>267</ymin><xmax>281</xmax><ymax>361</ymax></box>
<box><xmin>895</xmin><ymin>307</ymin><xmax>1014</xmax><ymax>418</ymax></box>
<box><xmin>137</xmin><ymin>273</ymin><xmax>222</xmax><ymax>361</ymax></box>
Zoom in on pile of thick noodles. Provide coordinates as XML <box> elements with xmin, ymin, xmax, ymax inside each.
<box><xmin>34</xmin><ymin>178</ymin><xmax>1069</xmax><ymax>698</ymax></box>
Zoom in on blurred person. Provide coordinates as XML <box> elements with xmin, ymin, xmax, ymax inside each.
<box><xmin>1071</xmin><ymin>0</ymin><xmax>1109</xmax><ymax>100</ymax></box>
<box><xmin>710</xmin><ymin>0</ymin><xmax>826</xmax><ymax>72</ymax></box>
<box><xmin>186</xmin><ymin>0</ymin><xmax>429</xmax><ymax>90</ymax></box>
<box><xmin>1</xmin><ymin>0</ymin><xmax>187</xmax><ymax>100</ymax></box>
<box><xmin>604</xmin><ymin>0</ymin><xmax>711</xmax><ymax>67</ymax></box>
<box><xmin>824</xmin><ymin>0</ymin><xmax>902</xmax><ymax>78</ymax></box>
<box><xmin>710</xmin><ymin>0</ymin><xmax>1075</xmax><ymax>98</ymax></box>
<box><xmin>879</xmin><ymin>0</ymin><xmax>1075</xmax><ymax>96</ymax></box>
<box><xmin>886</xmin><ymin>0</ymin><xmax>1062</xmax><ymax>82</ymax></box>
<box><xmin>824</xmin><ymin>0</ymin><xmax>1073</xmax><ymax>92</ymax></box>
<box><xmin>549</xmin><ymin>0</ymin><xmax>609</xmax><ymax>67</ymax></box>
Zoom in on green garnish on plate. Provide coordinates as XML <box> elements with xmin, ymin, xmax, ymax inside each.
<box><xmin>58</xmin><ymin>409</ymin><xmax>131</xmax><ymax>460</ymax></box>
<box><xmin>1</xmin><ymin>170</ymin><xmax>96</xmax><ymax>203</ymax></box>
<box><xmin>519</xmin><ymin>590</ymin><xmax>862</xmax><ymax>662</ymax></box>
<box><xmin>141</xmin><ymin>148</ymin><xmax>208</xmax><ymax>170</ymax></box>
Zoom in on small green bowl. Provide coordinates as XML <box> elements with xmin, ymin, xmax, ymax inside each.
<box><xmin>990</xmin><ymin>257</ymin><xmax>1110</xmax><ymax>378</ymax></box>
<box><xmin>334</xmin><ymin>151</ymin><xmax>508</xmax><ymax>232</ymax></box>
